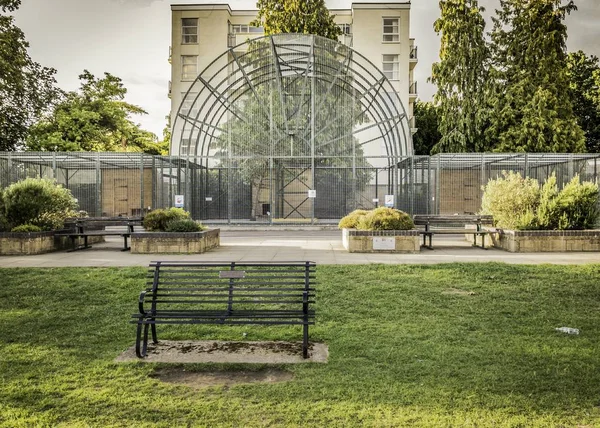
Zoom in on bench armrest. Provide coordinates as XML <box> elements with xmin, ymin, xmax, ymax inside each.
<box><xmin>138</xmin><ymin>291</ymin><xmax>149</xmax><ymax>315</ymax></box>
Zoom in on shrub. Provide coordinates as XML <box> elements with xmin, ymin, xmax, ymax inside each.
<box><xmin>143</xmin><ymin>208</ymin><xmax>191</xmax><ymax>231</ymax></box>
<box><xmin>338</xmin><ymin>209</ymin><xmax>369</xmax><ymax>229</ymax></box>
<box><xmin>164</xmin><ymin>219</ymin><xmax>205</xmax><ymax>232</ymax></box>
<box><xmin>481</xmin><ymin>171</ymin><xmax>540</xmax><ymax>230</ymax></box>
<box><xmin>2</xmin><ymin>177</ymin><xmax>79</xmax><ymax>231</ymax></box>
<box><xmin>481</xmin><ymin>172</ymin><xmax>599</xmax><ymax>230</ymax></box>
<box><xmin>11</xmin><ymin>224</ymin><xmax>43</xmax><ymax>233</ymax></box>
<box><xmin>553</xmin><ymin>175</ymin><xmax>599</xmax><ymax>230</ymax></box>
<box><xmin>357</xmin><ymin>207</ymin><xmax>414</xmax><ymax>231</ymax></box>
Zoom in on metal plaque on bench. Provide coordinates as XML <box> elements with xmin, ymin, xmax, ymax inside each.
<box><xmin>219</xmin><ymin>270</ymin><xmax>246</xmax><ymax>279</ymax></box>
<box><xmin>373</xmin><ymin>237</ymin><xmax>396</xmax><ymax>250</ymax></box>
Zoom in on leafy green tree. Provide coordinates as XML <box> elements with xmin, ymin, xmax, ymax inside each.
<box><xmin>412</xmin><ymin>101</ymin><xmax>441</xmax><ymax>155</ymax></box>
<box><xmin>566</xmin><ymin>51</ymin><xmax>600</xmax><ymax>152</ymax></box>
<box><xmin>487</xmin><ymin>0</ymin><xmax>584</xmax><ymax>153</ymax></box>
<box><xmin>26</xmin><ymin>70</ymin><xmax>166</xmax><ymax>154</ymax></box>
<box><xmin>430</xmin><ymin>0</ymin><xmax>489</xmax><ymax>153</ymax></box>
<box><xmin>0</xmin><ymin>1</ymin><xmax>61</xmax><ymax>150</ymax></box>
<box><xmin>251</xmin><ymin>0</ymin><xmax>341</xmax><ymax>40</ymax></box>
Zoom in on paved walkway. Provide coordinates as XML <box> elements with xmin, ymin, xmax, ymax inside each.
<box><xmin>0</xmin><ymin>229</ymin><xmax>598</xmax><ymax>267</ymax></box>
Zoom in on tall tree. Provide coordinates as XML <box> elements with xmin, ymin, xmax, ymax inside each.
<box><xmin>0</xmin><ymin>1</ymin><xmax>60</xmax><ymax>150</ymax></box>
<box><xmin>26</xmin><ymin>70</ymin><xmax>166</xmax><ymax>154</ymax></box>
<box><xmin>412</xmin><ymin>101</ymin><xmax>442</xmax><ymax>155</ymax></box>
<box><xmin>430</xmin><ymin>0</ymin><xmax>489</xmax><ymax>153</ymax></box>
<box><xmin>566</xmin><ymin>51</ymin><xmax>600</xmax><ymax>152</ymax></box>
<box><xmin>487</xmin><ymin>0</ymin><xmax>584</xmax><ymax>153</ymax></box>
<box><xmin>251</xmin><ymin>0</ymin><xmax>341</xmax><ymax>40</ymax></box>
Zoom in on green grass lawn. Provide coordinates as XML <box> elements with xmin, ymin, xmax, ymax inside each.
<box><xmin>1</xmin><ymin>263</ymin><xmax>600</xmax><ymax>427</ymax></box>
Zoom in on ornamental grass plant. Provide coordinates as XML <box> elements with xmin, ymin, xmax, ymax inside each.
<box><xmin>481</xmin><ymin>172</ymin><xmax>599</xmax><ymax>230</ymax></box>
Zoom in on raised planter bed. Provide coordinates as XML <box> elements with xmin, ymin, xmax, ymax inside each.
<box><xmin>491</xmin><ymin>229</ymin><xmax>600</xmax><ymax>252</ymax></box>
<box><xmin>0</xmin><ymin>231</ymin><xmax>106</xmax><ymax>255</ymax></box>
<box><xmin>130</xmin><ymin>229</ymin><xmax>220</xmax><ymax>254</ymax></box>
<box><xmin>342</xmin><ymin>228</ymin><xmax>420</xmax><ymax>253</ymax></box>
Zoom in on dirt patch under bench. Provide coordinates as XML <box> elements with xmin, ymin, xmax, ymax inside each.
<box><xmin>116</xmin><ymin>340</ymin><xmax>329</xmax><ymax>364</ymax></box>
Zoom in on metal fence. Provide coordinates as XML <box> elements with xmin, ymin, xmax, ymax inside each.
<box><xmin>0</xmin><ymin>152</ymin><xmax>598</xmax><ymax>223</ymax></box>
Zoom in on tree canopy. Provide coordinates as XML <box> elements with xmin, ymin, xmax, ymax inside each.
<box><xmin>486</xmin><ymin>0</ymin><xmax>584</xmax><ymax>152</ymax></box>
<box><xmin>251</xmin><ymin>0</ymin><xmax>341</xmax><ymax>40</ymax></box>
<box><xmin>412</xmin><ymin>101</ymin><xmax>441</xmax><ymax>156</ymax></box>
<box><xmin>430</xmin><ymin>0</ymin><xmax>488</xmax><ymax>153</ymax></box>
<box><xmin>26</xmin><ymin>70</ymin><xmax>168</xmax><ymax>154</ymax></box>
<box><xmin>0</xmin><ymin>1</ymin><xmax>61</xmax><ymax>150</ymax></box>
<box><xmin>566</xmin><ymin>51</ymin><xmax>600</xmax><ymax>152</ymax></box>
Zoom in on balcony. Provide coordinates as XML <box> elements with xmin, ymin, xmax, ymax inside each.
<box><xmin>168</xmin><ymin>46</ymin><xmax>172</xmax><ymax>64</ymax></box>
<box><xmin>409</xmin><ymin>39</ymin><xmax>418</xmax><ymax>69</ymax></box>
<box><xmin>409</xmin><ymin>116</ymin><xmax>418</xmax><ymax>134</ymax></box>
<box><xmin>168</xmin><ymin>80</ymin><xmax>172</xmax><ymax>99</ymax></box>
<box><xmin>409</xmin><ymin>81</ymin><xmax>417</xmax><ymax>100</ymax></box>
<box><xmin>228</xmin><ymin>34</ymin><xmax>236</xmax><ymax>48</ymax></box>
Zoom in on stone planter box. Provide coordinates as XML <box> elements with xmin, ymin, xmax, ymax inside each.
<box><xmin>491</xmin><ymin>229</ymin><xmax>600</xmax><ymax>252</ymax></box>
<box><xmin>0</xmin><ymin>231</ymin><xmax>58</xmax><ymax>255</ymax></box>
<box><xmin>0</xmin><ymin>230</ymin><xmax>106</xmax><ymax>255</ymax></box>
<box><xmin>130</xmin><ymin>229</ymin><xmax>220</xmax><ymax>254</ymax></box>
<box><xmin>342</xmin><ymin>228</ymin><xmax>420</xmax><ymax>253</ymax></box>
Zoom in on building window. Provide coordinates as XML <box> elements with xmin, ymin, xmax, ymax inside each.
<box><xmin>181</xmin><ymin>56</ymin><xmax>197</xmax><ymax>81</ymax></box>
<box><xmin>382</xmin><ymin>18</ymin><xmax>399</xmax><ymax>42</ymax></box>
<box><xmin>230</xmin><ymin>24</ymin><xmax>263</xmax><ymax>34</ymax></box>
<box><xmin>382</xmin><ymin>55</ymin><xmax>399</xmax><ymax>80</ymax></box>
<box><xmin>338</xmin><ymin>24</ymin><xmax>351</xmax><ymax>34</ymax></box>
<box><xmin>182</xmin><ymin>18</ymin><xmax>198</xmax><ymax>44</ymax></box>
<box><xmin>180</xmin><ymin>92</ymin><xmax>198</xmax><ymax>117</ymax></box>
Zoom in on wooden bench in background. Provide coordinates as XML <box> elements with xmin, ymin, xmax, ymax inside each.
<box><xmin>413</xmin><ymin>214</ymin><xmax>494</xmax><ymax>249</ymax></box>
<box><xmin>58</xmin><ymin>217</ymin><xmax>143</xmax><ymax>251</ymax></box>
<box><xmin>132</xmin><ymin>261</ymin><xmax>316</xmax><ymax>359</ymax></box>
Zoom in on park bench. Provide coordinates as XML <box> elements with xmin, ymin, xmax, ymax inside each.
<box><xmin>413</xmin><ymin>214</ymin><xmax>494</xmax><ymax>249</ymax></box>
<box><xmin>132</xmin><ymin>261</ymin><xmax>316</xmax><ymax>359</ymax></box>
<box><xmin>58</xmin><ymin>217</ymin><xmax>143</xmax><ymax>251</ymax></box>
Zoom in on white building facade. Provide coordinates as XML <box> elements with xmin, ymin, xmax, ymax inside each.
<box><xmin>169</xmin><ymin>2</ymin><xmax>418</xmax><ymax>156</ymax></box>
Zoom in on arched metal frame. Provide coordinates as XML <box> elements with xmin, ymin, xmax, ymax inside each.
<box><xmin>172</xmin><ymin>34</ymin><xmax>414</xmax><ymax>222</ymax></box>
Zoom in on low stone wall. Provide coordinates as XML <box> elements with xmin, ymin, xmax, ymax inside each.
<box><xmin>342</xmin><ymin>229</ymin><xmax>420</xmax><ymax>253</ymax></box>
<box><xmin>0</xmin><ymin>231</ymin><xmax>57</xmax><ymax>255</ymax></box>
<box><xmin>130</xmin><ymin>229</ymin><xmax>220</xmax><ymax>254</ymax></box>
<box><xmin>492</xmin><ymin>229</ymin><xmax>600</xmax><ymax>252</ymax></box>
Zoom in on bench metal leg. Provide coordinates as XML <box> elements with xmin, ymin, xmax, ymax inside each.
<box><xmin>121</xmin><ymin>235</ymin><xmax>130</xmax><ymax>251</ymax></box>
<box><xmin>303</xmin><ymin>323</ymin><xmax>309</xmax><ymax>359</ymax></box>
<box><xmin>135</xmin><ymin>322</ymin><xmax>150</xmax><ymax>358</ymax></box>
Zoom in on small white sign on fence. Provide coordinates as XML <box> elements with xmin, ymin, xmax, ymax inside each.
<box><xmin>174</xmin><ymin>195</ymin><xmax>184</xmax><ymax>208</ymax></box>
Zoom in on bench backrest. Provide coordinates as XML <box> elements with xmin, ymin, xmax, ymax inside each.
<box><xmin>413</xmin><ymin>215</ymin><xmax>493</xmax><ymax>226</ymax></box>
<box><xmin>145</xmin><ymin>261</ymin><xmax>316</xmax><ymax>315</ymax></box>
<box><xmin>75</xmin><ymin>217</ymin><xmax>143</xmax><ymax>228</ymax></box>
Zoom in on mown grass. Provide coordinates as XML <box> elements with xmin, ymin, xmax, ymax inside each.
<box><xmin>1</xmin><ymin>263</ymin><xmax>599</xmax><ymax>427</ymax></box>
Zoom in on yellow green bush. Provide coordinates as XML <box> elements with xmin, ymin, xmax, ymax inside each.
<box><xmin>481</xmin><ymin>172</ymin><xmax>599</xmax><ymax>230</ymax></box>
<box><xmin>338</xmin><ymin>209</ymin><xmax>369</xmax><ymax>229</ymax></box>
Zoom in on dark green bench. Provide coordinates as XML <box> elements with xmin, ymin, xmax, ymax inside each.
<box><xmin>413</xmin><ymin>214</ymin><xmax>494</xmax><ymax>249</ymax></box>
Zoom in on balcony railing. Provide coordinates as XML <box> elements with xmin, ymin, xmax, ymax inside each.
<box><xmin>409</xmin><ymin>81</ymin><xmax>418</xmax><ymax>96</ymax></box>
<box><xmin>410</xmin><ymin>46</ymin><xmax>418</xmax><ymax>60</ymax></box>
<box><xmin>168</xmin><ymin>80</ymin><xmax>172</xmax><ymax>99</ymax></box>
<box><xmin>227</xmin><ymin>34</ymin><xmax>236</xmax><ymax>48</ymax></box>
<box><xmin>168</xmin><ymin>46</ymin><xmax>172</xmax><ymax>64</ymax></box>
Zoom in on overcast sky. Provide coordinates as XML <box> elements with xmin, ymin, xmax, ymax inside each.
<box><xmin>12</xmin><ymin>0</ymin><xmax>600</xmax><ymax>137</ymax></box>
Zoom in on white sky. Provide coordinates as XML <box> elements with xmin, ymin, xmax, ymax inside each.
<box><xmin>12</xmin><ymin>0</ymin><xmax>600</xmax><ymax>137</ymax></box>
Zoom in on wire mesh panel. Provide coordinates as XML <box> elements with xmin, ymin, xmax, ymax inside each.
<box><xmin>0</xmin><ymin>152</ymin><xmax>598</xmax><ymax>221</ymax></box>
